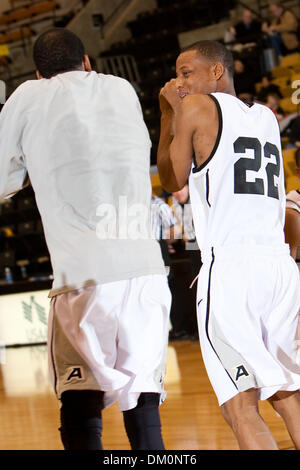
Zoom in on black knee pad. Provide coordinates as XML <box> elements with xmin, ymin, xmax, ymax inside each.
<box><xmin>60</xmin><ymin>390</ymin><xmax>104</xmax><ymax>450</ymax></box>
<box><xmin>123</xmin><ymin>393</ymin><xmax>164</xmax><ymax>450</ymax></box>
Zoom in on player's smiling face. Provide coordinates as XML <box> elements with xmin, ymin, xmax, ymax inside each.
<box><xmin>176</xmin><ymin>50</ymin><xmax>218</xmax><ymax>97</ymax></box>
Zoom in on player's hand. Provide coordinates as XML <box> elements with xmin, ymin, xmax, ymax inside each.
<box><xmin>159</xmin><ymin>79</ymin><xmax>181</xmax><ymax>112</ymax></box>
<box><xmin>159</xmin><ymin>92</ymin><xmax>173</xmax><ymax>115</ymax></box>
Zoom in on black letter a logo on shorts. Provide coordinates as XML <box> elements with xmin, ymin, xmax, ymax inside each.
<box><xmin>66</xmin><ymin>366</ymin><xmax>84</xmax><ymax>382</ymax></box>
<box><xmin>235</xmin><ymin>365</ymin><xmax>249</xmax><ymax>381</ymax></box>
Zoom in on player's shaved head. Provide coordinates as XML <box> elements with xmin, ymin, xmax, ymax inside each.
<box><xmin>181</xmin><ymin>40</ymin><xmax>234</xmax><ymax>77</ymax></box>
<box><xmin>33</xmin><ymin>28</ymin><xmax>85</xmax><ymax>78</ymax></box>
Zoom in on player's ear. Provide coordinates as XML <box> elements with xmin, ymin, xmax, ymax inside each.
<box><xmin>83</xmin><ymin>55</ymin><xmax>92</xmax><ymax>72</ymax></box>
<box><xmin>36</xmin><ymin>70</ymin><xmax>43</xmax><ymax>80</ymax></box>
<box><xmin>212</xmin><ymin>63</ymin><xmax>224</xmax><ymax>81</ymax></box>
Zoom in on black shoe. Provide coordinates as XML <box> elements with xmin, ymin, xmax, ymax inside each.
<box><xmin>189</xmin><ymin>332</ymin><xmax>199</xmax><ymax>341</ymax></box>
<box><xmin>168</xmin><ymin>330</ymin><xmax>190</xmax><ymax>341</ymax></box>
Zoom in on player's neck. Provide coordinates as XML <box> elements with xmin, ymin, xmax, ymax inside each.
<box><xmin>216</xmin><ymin>79</ymin><xmax>236</xmax><ymax>97</ymax></box>
<box><xmin>222</xmin><ymin>82</ymin><xmax>236</xmax><ymax>96</ymax></box>
<box><xmin>228</xmin><ymin>89</ymin><xmax>236</xmax><ymax>97</ymax></box>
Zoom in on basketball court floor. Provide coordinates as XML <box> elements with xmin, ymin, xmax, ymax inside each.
<box><xmin>0</xmin><ymin>340</ymin><xmax>294</xmax><ymax>450</ymax></box>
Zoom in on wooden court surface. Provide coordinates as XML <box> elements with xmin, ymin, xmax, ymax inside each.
<box><xmin>0</xmin><ymin>341</ymin><xmax>294</xmax><ymax>450</ymax></box>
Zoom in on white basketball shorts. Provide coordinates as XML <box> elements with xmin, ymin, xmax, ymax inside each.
<box><xmin>48</xmin><ymin>274</ymin><xmax>171</xmax><ymax>411</ymax></box>
<box><xmin>197</xmin><ymin>244</ymin><xmax>300</xmax><ymax>406</ymax></box>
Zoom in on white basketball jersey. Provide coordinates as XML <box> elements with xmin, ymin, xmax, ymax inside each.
<box><xmin>189</xmin><ymin>92</ymin><xmax>286</xmax><ymax>251</ymax></box>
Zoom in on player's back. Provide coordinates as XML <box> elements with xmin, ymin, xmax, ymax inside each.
<box><xmin>1</xmin><ymin>71</ymin><xmax>165</xmax><ymax>295</ymax></box>
<box><xmin>19</xmin><ymin>71</ymin><xmax>151</xmax><ymax>227</ymax></box>
<box><xmin>189</xmin><ymin>92</ymin><xmax>286</xmax><ymax>251</ymax></box>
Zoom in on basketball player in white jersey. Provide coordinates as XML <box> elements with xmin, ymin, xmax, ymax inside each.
<box><xmin>0</xmin><ymin>28</ymin><xmax>171</xmax><ymax>450</ymax></box>
<box><xmin>157</xmin><ymin>40</ymin><xmax>300</xmax><ymax>450</ymax></box>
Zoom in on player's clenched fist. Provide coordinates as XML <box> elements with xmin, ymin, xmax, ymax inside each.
<box><xmin>159</xmin><ymin>79</ymin><xmax>181</xmax><ymax>112</ymax></box>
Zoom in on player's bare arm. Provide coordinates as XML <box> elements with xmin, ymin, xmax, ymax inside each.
<box><xmin>284</xmin><ymin>207</ymin><xmax>300</xmax><ymax>259</ymax></box>
<box><xmin>157</xmin><ymin>81</ymin><xmax>219</xmax><ymax>192</ymax></box>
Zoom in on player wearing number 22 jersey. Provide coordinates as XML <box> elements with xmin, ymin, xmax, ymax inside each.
<box><xmin>158</xmin><ymin>40</ymin><xmax>300</xmax><ymax>450</ymax></box>
<box><xmin>189</xmin><ymin>92</ymin><xmax>300</xmax><ymax>404</ymax></box>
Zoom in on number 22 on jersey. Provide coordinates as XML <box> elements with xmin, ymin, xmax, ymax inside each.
<box><xmin>233</xmin><ymin>136</ymin><xmax>280</xmax><ymax>200</ymax></box>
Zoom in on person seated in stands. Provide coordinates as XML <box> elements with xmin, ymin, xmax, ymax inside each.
<box><xmin>262</xmin><ymin>2</ymin><xmax>299</xmax><ymax>58</ymax></box>
<box><xmin>233</xmin><ymin>58</ymin><xmax>256</xmax><ymax>101</ymax></box>
<box><xmin>285</xmin><ymin>149</ymin><xmax>300</xmax><ymax>261</ymax></box>
<box><xmin>229</xmin><ymin>8</ymin><xmax>262</xmax><ymax>46</ymax></box>
<box><xmin>265</xmin><ymin>92</ymin><xmax>285</xmax><ymax>121</ymax></box>
<box><xmin>256</xmin><ymin>72</ymin><xmax>282</xmax><ymax>102</ymax></box>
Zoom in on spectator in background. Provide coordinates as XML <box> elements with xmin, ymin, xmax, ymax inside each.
<box><xmin>265</xmin><ymin>92</ymin><xmax>285</xmax><ymax>121</ymax></box>
<box><xmin>151</xmin><ymin>193</ymin><xmax>176</xmax><ymax>269</ymax></box>
<box><xmin>262</xmin><ymin>2</ymin><xmax>299</xmax><ymax>58</ymax></box>
<box><xmin>233</xmin><ymin>58</ymin><xmax>257</xmax><ymax>100</ymax></box>
<box><xmin>229</xmin><ymin>8</ymin><xmax>262</xmax><ymax>46</ymax></box>
<box><xmin>256</xmin><ymin>72</ymin><xmax>282</xmax><ymax>102</ymax></box>
<box><xmin>285</xmin><ymin>149</ymin><xmax>300</xmax><ymax>261</ymax></box>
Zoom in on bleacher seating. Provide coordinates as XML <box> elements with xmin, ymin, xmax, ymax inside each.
<box><xmin>280</xmin><ymin>53</ymin><xmax>300</xmax><ymax>68</ymax></box>
<box><xmin>9</xmin><ymin>0</ymin><xmax>36</xmax><ymax>7</ymax></box>
<box><xmin>281</xmin><ymin>85</ymin><xmax>294</xmax><ymax>98</ymax></box>
<box><xmin>272</xmin><ymin>75</ymin><xmax>291</xmax><ymax>89</ymax></box>
<box><xmin>255</xmin><ymin>50</ymin><xmax>300</xmax><ymax>120</ymax></box>
<box><xmin>0</xmin><ymin>1</ymin><xmax>92</xmax><ymax>282</ymax></box>
<box><xmin>0</xmin><ymin>27</ymin><xmax>32</xmax><ymax>44</ymax></box>
<box><xmin>101</xmin><ymin>0</ymin><xmax>236</xmax><ymax>165</ymax></box>
<box><xmin>0</xmin><ymin>186</ymin><xmax>51</xmax><ymax>281</ymax></box>
<box><xmin>0</xmin><ymin>0</ymin><xmax>59</xmax><ymax>52</ymax></box>
<box><xmin>259</xmin><ymin>52</ymin><xmax>300</xmax><ymax>192</ymax></box>
<box><xmin>0</xmin><ymin>1</ymin><xmax>57</xmax><ymax>27</ymax></box>
<box><xmin>291</xmin><ymin>72</ymin><xmax>300</xmax><ymax>83</ymax></box>
<box><xmin>271</xmin><ymin>65</ymin><xmax>293</xmax><ymax>78</ymax></box>
<box><xmin>280</xmin><ymin>95</ymin><xmax>298</xmax><ymax>113</ymax></box>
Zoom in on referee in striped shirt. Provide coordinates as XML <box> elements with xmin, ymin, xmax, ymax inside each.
<box><xmin>151</xmin><ymin>194</ymin><xmax>176</xmax><ymax>266</ymax></box>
